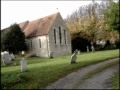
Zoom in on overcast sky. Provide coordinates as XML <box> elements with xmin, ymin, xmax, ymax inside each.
<box><xmin>1</xmin><ymin>1</ymin><xmax>103</xmax><ymax>29</ymax></box>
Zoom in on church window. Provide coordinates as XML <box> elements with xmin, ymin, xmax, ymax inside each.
<box><xmin>64</xmin><ymin>30</ymin><xmax>66</xmax><ymax>44</ymax></box>
<box><xmin>54</xmin><ymin>29</ymin><xmax>56</xmax><ymax>44</ymax></box>
<box><xmin>59</xmin><ymin>26</ymin><xmax>62</xmax><ymax>44</ymax></box>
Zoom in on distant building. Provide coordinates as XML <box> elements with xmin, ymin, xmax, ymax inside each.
<box><xmin>18</xmin><ymin>12</ymin><xmax>72</xmax><ymax>57</ymax></box>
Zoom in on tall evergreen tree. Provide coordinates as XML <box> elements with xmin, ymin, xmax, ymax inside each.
<box><xmin>1</xmin><ymin>23</ymin><xmax>27</xmax><ymax>54</ymax></box>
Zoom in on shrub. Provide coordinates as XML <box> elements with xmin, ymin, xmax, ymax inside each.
<box><xmin>72</xmin><ymin>37</ymin><xmax>91</xmax><ymax>52</ymax></box>
<box><xmin>94</xmin><ymin>45</ymin><xmax>104</xmax><ymax>51</ymax></box>
<box><xmin>104</xmin><ymin>44</ymin><xmax>116</xmax><ymax>50</ymax></box>
<box><xmin>115</xmin><ymin>40</ymin><xmax>120</xmax><ymax>49</ymax></box>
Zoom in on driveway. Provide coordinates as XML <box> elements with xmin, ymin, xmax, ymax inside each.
<box><xmin>45</xmin><ymin>58</ymin><xmax>119</xmax><ymax>89</ymax></box>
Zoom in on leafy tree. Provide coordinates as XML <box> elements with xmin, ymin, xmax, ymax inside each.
<box><xmin>105</xmin><ymin>0</ymin><xmax>119</xmax><ymax>31</ymax></box>
<box><xmin>1</xmin><ymin>23</ymin><xmax>27</xmax><ymax>54</ymax></box>
<box><xmin>65</xmin><ymin>0</ymin><xmax>119</xmax><ymax>51</ymax></box>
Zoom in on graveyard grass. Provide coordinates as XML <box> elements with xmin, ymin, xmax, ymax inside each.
<box><xmin>1</xmin><ymin>49</ymin><xmax>119</xmax><ymax>89</ymax></box>
<box><xmin>112</xmin><ymin>71</ymin><xmax>119</xmax><ymax>89</ymax></box>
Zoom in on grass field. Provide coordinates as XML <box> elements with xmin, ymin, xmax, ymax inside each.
<box><xmin>1</xmin><ymin>49</ymin><xmax>119</xmax><ymax>89</ymax></box>
<box><xmin>112</xmin><ymin>71</ymin><xmax>119</xmax><ymax>89</ymax></box>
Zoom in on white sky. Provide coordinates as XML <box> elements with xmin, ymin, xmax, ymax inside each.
<box><xmin>1</xmin><ymin>1</ymin><xmax>103</xmax><ymax>29</ymax></box>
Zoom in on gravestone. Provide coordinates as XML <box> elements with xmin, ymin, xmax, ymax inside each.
<box><xmin>87</xmin><ymin>46</ymin><xmax>89</xmax><ymax>52</ymax></box>
<box><xmin>91</xmin><ymin>45</ymin><xmax>95</xmax><ymax>52</ymax></box>
<box><xmin>1</xmin><ymin>52</ymin><xmax>4</xmax><ymax>62</ymax></box>
<box><xmin>49</xmin><ymin>52</ymin><xmax>54</xmax><ymax>58</ymax></box>
<box><xmin>70</xmin><ymin>51</ymin><xmax>77</xmax><ymax>64</ymax></box>
<box><xmin>75</xmin><ymin>49</ymin><xmax>78</xmax><ymax>54</ymax></box>
<box><xmin>1</xmin><ymin>51</ymin><xmax>11</xmax><ymax>65</ymax></box>
<box><xmin>20</xmin><ymin>58</ymin><xmax>27</xmax><ymax>72</ymax></box>
<box><xmin>1</xmin><ymin>52</ymin><xmax>4</xmax><ymax>56</ymax></box>
<box><xmin>21</xmin><ymin>51</ymin><xmax>25</xmax><ymax>57</ymax></box>
<box><xmin>78</xmin><ymin>50</ymin><xmax>81</xmax><ymax>55</ymax></box>
<box><xmin>10</xmin><ymin>53</ymin><xmax>15</xmax><ymax>60</ymax></box>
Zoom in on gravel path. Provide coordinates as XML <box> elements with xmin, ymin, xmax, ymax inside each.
<box><xmin>45</xmin><ymin>58</ymin><xmax>119</xmax><ymax>89</ymax></box>
<box><xmin>77</xmin><ymin>64</ymin><xmax>119</xmax><ymax>89</ymax></box>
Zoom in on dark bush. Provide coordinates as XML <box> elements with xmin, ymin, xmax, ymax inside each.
<box><xmin>94</xmin><ymin>45</ymin><xmax>104</xmax><ymax>51</ymax></box>
<box><xmin>104</xmin><ymin>40</ymin><xmax>110</xmax><ymax>49</ymax></box>
<box><xmin>102</xmin><ymin>40</ymin><xmax>117</xmax><ymax>50</ymax></box>
<box><xmin>72</xmin><ymin>37</ymin><xmax>91</xmax><ymax>52</ymax></box>
<box><xmin>104</xmin><ymin>44</ymin><xmax>116</xmax><ymax>50</ymax></box>
<box><xmin>115</xmin><ymin>40</ymin><xmax>120</xmax><ymax>48</ymax></box>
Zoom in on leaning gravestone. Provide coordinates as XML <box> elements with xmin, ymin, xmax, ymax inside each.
<box><xmin>2</xmin><ymin>51</ymin><xmax>11</xmax><ymax>65</ymax></box>
<box><xmin>70</xmin><ymin>51</ymin><xmax>77</xmax><ymax>64</ymax></box>
<box><xmin>20</xmin><ymin>58</ymin><xmax>27</xmax><ymax>72</ymax></box>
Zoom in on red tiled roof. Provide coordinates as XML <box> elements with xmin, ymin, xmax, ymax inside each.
<box><xmin>19</xmin><ymin>21</ymin><xmax>29</xmax><ymax>31</ymax></box>
<box><xmin>19</xmin><ymin>12</ymin><xmax>59</xmax><ymax>38</ymax></box>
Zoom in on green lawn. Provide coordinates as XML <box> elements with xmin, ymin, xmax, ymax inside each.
<box><xmin>112</xmin><ymin>71</ymin><xmax>119</xmax><ymax>89</ymax></box>
<box><xmin>1</xmin><ymin>49</ymin><xmax>119</xmax><ymax>89</ymax></box>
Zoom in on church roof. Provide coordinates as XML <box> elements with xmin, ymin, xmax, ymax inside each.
<box><xmin>19</xmin><ymin>12</ymin><xmax>60</xmax><ymax>38</ymax></box>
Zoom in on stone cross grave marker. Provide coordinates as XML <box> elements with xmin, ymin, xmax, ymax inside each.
<box><xmin>20</xmin><ymin>58</ymin><xmax>27</xmax><ymax>72</ymax></box>
<box><xmin>1</xmin><ymin>51</ymin><xmax>11</xmax><ymax>65</ymax></box>
<box><xmin>70</xmin><ymin>50</ymin><xmax>77</xmax><ymax>64</ymax></box>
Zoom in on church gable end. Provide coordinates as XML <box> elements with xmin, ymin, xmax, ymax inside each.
<box><xmin>48</xmin><ymin>12</ymin><xmax>72</xmax><ymax>57</ymax></box>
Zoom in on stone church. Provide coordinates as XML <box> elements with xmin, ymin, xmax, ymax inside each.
<box><xmin>19</xmin><ymin>12</ymin><xmax>72</xmax><ymax>58</ymax></box>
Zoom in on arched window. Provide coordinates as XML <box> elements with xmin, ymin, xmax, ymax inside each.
<box><xmin>54</xmin><ymin>29</ymin><xmax>56</xmax><ymax>44</ymax></box>
<box><xmin>59</xmin><ymin>26</ymin><xmax>62</xmax><ymax>44</ymax></box>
